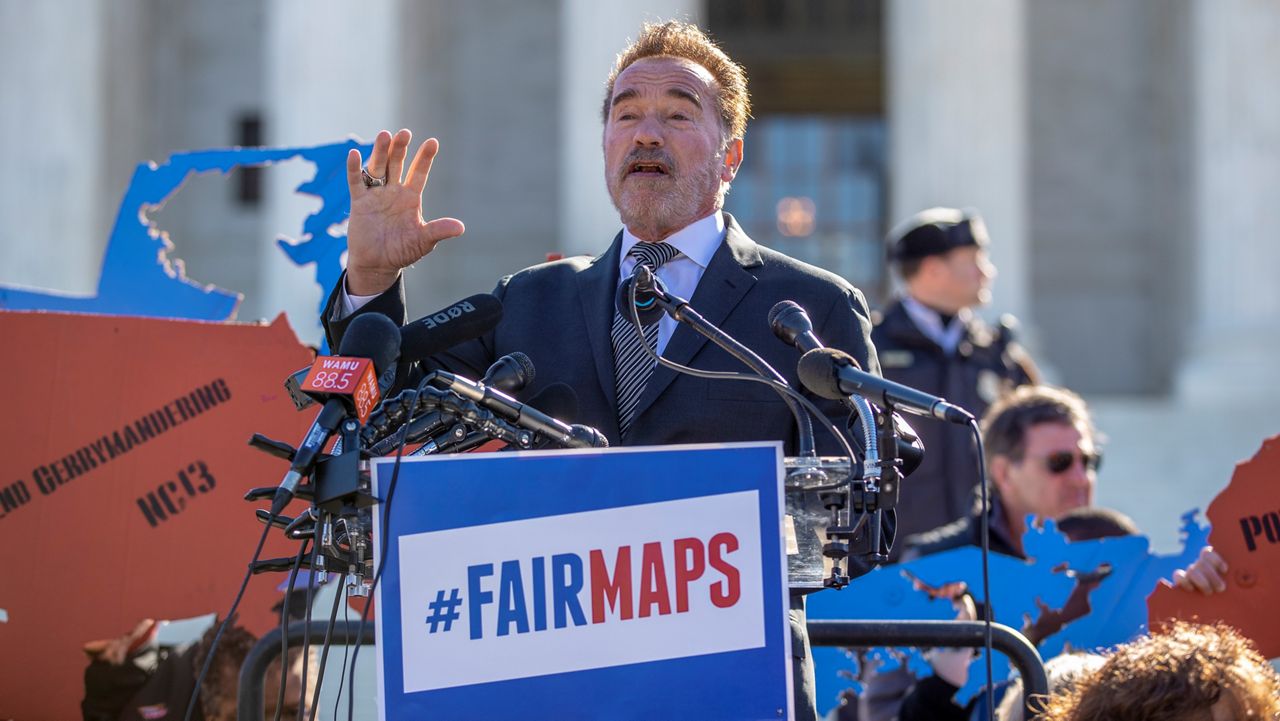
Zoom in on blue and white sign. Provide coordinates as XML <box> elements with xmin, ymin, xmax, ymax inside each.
<box><xmin>372</xmin><ymin>442</ymin><xmax>792</xmax><ymax>721</ymax></box>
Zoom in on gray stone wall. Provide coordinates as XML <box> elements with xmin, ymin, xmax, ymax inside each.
<box><xmin>140</xmin><ymin>0</ymin><xmax>268</xmax><ymax>320</ymax></box>
<box><xmin>398</xmin><ymin>0</ymin><xmax>564</xmax><ymax>315</ymax></box>
<box><xmin>1026</xmin><ymin>0</ymin><xmax>1194</xmax><ymax>394</ymax></box>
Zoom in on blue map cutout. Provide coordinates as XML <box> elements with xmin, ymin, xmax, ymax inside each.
<box><xmin>807</xmin><ymin>510</ymin><xmax>1210</xmax><ymax>716</ymax></box>
<box><xmin>0</xmin><ymin>140</ymin><xmax>371</xmax><ymax>341</ymax></box>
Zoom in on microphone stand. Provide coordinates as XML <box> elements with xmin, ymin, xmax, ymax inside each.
<box><xmin>808</xmin><ymin>396</ymin><xmax>902</xmax><ymax>587</ymax></box>
<box><xmin>627</xmin><ymin>266</ymin><xmax>818</xmax><ymax>457</ymax></box>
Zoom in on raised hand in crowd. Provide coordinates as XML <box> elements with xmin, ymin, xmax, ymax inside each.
<box><xmin>1172</xmin><ymin>544</ymin><xmax>1229</xmax><ymax>595</ymax></box>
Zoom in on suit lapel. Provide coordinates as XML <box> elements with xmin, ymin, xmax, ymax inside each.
<box><xmin>629</xmin><ymin>215</ymin><xmax>762</xmax><ymax>423</ymax></box>
<box><xmin>576</xmin><ymin>232</ymin><xmax>624</xmax><ymax>436</ymax></box>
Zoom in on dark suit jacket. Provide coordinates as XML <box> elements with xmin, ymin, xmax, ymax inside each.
<box><xmin>323</xmin><ymin>214</ymin><xmax>880</xmax><ymax>455</ymax></box>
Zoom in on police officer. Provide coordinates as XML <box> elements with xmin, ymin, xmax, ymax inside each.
<box><xmin>873</xmin><ymin>207</ymin><xmax>1038</xmax><ymax>556</ymax></box>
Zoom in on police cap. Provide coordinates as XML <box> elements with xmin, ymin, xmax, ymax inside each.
<box><xmin>887</xmin><ymin>207</ymin><xmax>989</xmax><ymax>263</ymax></box>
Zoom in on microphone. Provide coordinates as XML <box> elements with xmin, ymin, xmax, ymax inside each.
<box><xmin>432</xmin><ymin>372</ymin><xmax>608</xmax><ymax>448</ymax></box>
<box><xmin>615</xmin><ymin>266</ymin><xmax>820</xmax><ymax>456</ymax></box>
<box><xmin>614</xmin><ymin>265</ymin><xmax>668</xmax><ymax>326</ymax></box>
<box><xmin>772</xmin><ymin>300</ymin><xmax>925</xmax><ymax>474</ymax></box>
<box><xmin>522</xmin><ymin>384</ymin><xmax>606</xmax><ymax>449</ymax></box>
<box><xmin>768</xmin><ymin>300</ymin><xmax>826</xmax><ymax>353</ymax></box>
<box><xmin>798</xmin><ymin>348</ymin><xmax>974</xmax><ymax>425</ymax></box>
<box><xmin>400</xmin><ymin>294</ymin><xmax>504</xmax><ymax>362</ymax></box>
<box><xmin>283</xmin><ymin>365</ymin><xmax>317</xmax><ymax>411</ymax></box>
<box><xmin>481</xmin><ymin>352</ymin><xmax>535</xmax><ymax>393</ymax></box>
<box><xmin>363</xmin><ymin>355</ymin><xmax>541</xmax><ymax>457</ymax></box>
<box><xmin>273</xmin><ymin>313</ymin><xmax>401</xmax><ymax>514</ymax></box>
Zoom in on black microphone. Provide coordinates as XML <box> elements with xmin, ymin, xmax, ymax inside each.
<box><xmin>768</xmin><ymin>300</ymin><xmax>824</xmax><ymax>353</ymax></box>
<box><xmin>535</xmin><ymin>383</ymin><xmax>605</xmax><ymax>449</ymax></box>
<box><xmin>798</xmin><ymin>348</ymin><xmax>973</xmax><ymax>425</ymax></box>
<box><xmin>400</xmin><ymin>294</ymin><xmax>504</xmax><ymax>362</ymax></box>
<box><xmin>433</xmin><ymin>373</ymin><xmax>608</xmax><ymax>448</ymax></box>
<box><xmin>772</xmin><ymin>301</ymin><xmax>925</xmax><ymax>474</ymax></box>
<box><xmin>364</xmin><ymin>355</ymin><xmax>538</xmax><ymax>457</ymax></box>
<box><xmin>403</xmin><ymin>382</ymin><xmax>584</xmax><ymax>456</ymax></box>
<box><xmin>273</xmin><ymin>313</ymin><xmax>401</xmax><ymax>514</ymax></box>
<box><xmin>481</xmin><ymin>352</ymin><xmax>535</xmax><ymax>393</ymax></box>
<box><xmin>614</xmin><ymin>265</ymin><xmax>668</xmax><ymax>326</ymax></box>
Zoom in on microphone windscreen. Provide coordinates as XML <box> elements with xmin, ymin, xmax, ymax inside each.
<box><xmin>614</xmin><ymin>273</ymin><xmax>666</xmax><ymax>326</ymax></box>
<box><xmin>768</xmin><ymin>300</ymin><xmax>812</xmax><ymax>346</ymax></box>
<box><xmin>401</xmin><ymin>294</ymin><xmax>504</xmax><ymax>362</ymax></box>
<box><xmin>483</xmin><ymin>352</ymin><xmax>536</xmax><ymax>393</ymax></box>
<box><xmin>525</xmin><ymin>382</ymin><xmax>579</xmax><ymax>424</ymax></box>
<box><xmin>339</xmin><ymin>312</ymin><xmax>402</xmax><ymax>378</ymax></box>
<box><xmin>797</xmin><ymin>347</ymin><xmax>860</xmax><ymax>400</ymax></box>
<box><xmin>767</xmin><ymin>300</ymin><xmax>802</xmax><ymax>330</ymax></box>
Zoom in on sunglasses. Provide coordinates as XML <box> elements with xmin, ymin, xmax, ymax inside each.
<box><xmin>1042</xmin><ymin>449</ymin><xmax>1103</xmax><ymax>474</ymax></box>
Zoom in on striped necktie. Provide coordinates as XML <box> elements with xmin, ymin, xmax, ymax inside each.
<box><xmin>612</xmin><ymin>241</ymin><xmax>681</xmax><ymax>438</ymax></box>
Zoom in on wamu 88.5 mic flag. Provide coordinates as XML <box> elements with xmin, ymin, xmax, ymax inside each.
<box><xmin>273</xmin><ymin>313</ymin><xmax>402</xmax><ymax>513</ymax></box>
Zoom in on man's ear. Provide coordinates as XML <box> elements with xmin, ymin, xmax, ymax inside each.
<box><xmin>989</xmin><ymin>455</ymin><xmax>1012</xmax><ymax>496</ymax></box>
<box><xmin>722</xmin><ymin>138</ymin><xmax>743</xmax><ymax>182</ymax></box>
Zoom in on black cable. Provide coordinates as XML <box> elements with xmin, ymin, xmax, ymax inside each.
<box><xmin>346</xmin><ymin>384</ymin><xmax>418</xmax><ymax>720</ymax></box>
<box><xmin>332</xmin><ymin>590</ymin><xmax>353</xmax><ymax>720</ymax></box>
<box><xmin>305</xmin><ymin>570</ymin><xmax>346</xmax><ymax>721</ymax></box>
<box><xmin>971</xmin><ymin>419</ymin><xmax>995</xmax><ymax>721</ymax></box>
<box><xmin>296</xmin><ymin>527</ymin><xmax>320</xmax><ymax>720</ymax></box>
<box><xmin>182</xmin><ymin>516</ymin><xmax>274</xmax><ymax>721</ymax></box>
<box><xmin>274</xmin><ymin>538</ymin><xmax>310</xmax><ymax>721</ymax></box>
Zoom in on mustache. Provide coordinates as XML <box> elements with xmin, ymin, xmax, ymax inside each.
<box><xmin>620</xmin><ymin>149</ymin><xmax>675</xmax><ymax>175</ymax></box>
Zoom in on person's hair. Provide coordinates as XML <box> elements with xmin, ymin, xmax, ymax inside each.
<box><xmin>190</xmin><ymin>622</ymin><xmax>314</xmax><ymax>721</ymax></box>
<box><xmin>981</xmin><ymin>385</ymin><xmax>1095</xmax><ymax>469</ymax></box>
<box><xmin>191</xmin><ymin>623</ymin><xmax>258</xmax><ymax>721</ymax></box>
<box><xmin>1037</xmin><ymin>622</ymin><xmax>1280</xmax><ymax>720</ymax></box>
<box><xmin>1055</xmin><ymin>506</ymin><xmax>1139</xmax><ymax>541</ymax></box>
<box><xmin>602</xmin><ymin>20</ymin><xmax>751</xmax><ymax>142</ymax></box>
<box><xmin>995</xmin><ymin>651</ymin><xmax>1108</xmax><ymax>721</ymax></box>
<box><xmin>897</xmin><ymin>256</ymin><xmax>925</xmax><ymax>280</ymax></box>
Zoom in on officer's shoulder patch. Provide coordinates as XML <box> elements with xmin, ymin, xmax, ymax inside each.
<box><xmin>880</xmin><ymin>350</ymin><xmax>914</xmax><ymax>369</ymax></box>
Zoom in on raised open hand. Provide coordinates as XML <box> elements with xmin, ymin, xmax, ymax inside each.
<box><xmin>345</xmin><ymin>129</ymin><xmax>466</xmax><ymax>295</ymax></box>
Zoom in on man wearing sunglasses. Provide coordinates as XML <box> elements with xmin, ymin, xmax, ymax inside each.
<box><xmin>856</xmin><ymin>386</ymin><xmax>1229</xmax><ymax>721</ymax></box>
<box><xmin>904</xmin><ymin>384</ymin><xmax>1097</xmax><ymax>560</ymax></box>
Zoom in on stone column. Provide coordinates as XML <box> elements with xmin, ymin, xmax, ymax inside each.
<box><xmin>559</xmin><ymin>0</ymin><xmax>702</xmax><ymax>256</ymax></box>
<box><xmin>1177</xmin><ymin>0</ymin><xmax>1280</xmax><ymax>402</ymax></box>
<box><xmin>0</xmin><ymin>1</ymin><xmax>106</xmax><ymax>295</ymax></box>
<box><xmin>885</xmin><ymin>0</ymin><xmax>1029</xmax><ymax>324</ymax></box>
<box><xmin>262</xmin><ymin>0</ymin><xmax>401</xmax><ymax>344</ymax></box>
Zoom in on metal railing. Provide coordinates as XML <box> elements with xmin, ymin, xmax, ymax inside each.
<box><xmin>238</xmin><ymin>619</ymin><xmax>1048</xmax><ymax>720</ymax></box>
<box><xmin>237</xmin><ymin>620</ymin><xmax>374</xmax><ymax>721</ymax></box>
<box><xmin>808</xmin><ymin>619</ymin><xmax>1049</xmax><ymax>719</ymax></box>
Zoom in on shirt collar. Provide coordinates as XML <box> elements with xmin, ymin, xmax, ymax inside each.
<box><xmin>619</xmin><ymin>210</ymin><xmax>725</xmax><ymax>270</ymax></box>
<box><xmin>901</xmin><ymin>295</ymin><xmax>971</xmax><ymax>349</ymax></box>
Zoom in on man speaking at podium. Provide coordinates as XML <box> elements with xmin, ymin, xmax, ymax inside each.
<box><xmin>324</xmin><ymin>21</ymin><xmax>883</xmax><ymax>719</ymax></box>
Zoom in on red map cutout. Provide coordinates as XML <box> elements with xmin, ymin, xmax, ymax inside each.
<box><xmin>1148</xmin><ymin>434</ymin><xmax>1280</xmax><ymax>658</ymax></box>
<box><xmin>0</xmin><ymin>311</ymin><xmax>315</xmax><ymax>721</ymax></box>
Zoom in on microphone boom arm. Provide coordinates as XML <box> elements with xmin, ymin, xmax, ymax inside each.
<box><xmin>629</xmin><ymin>266</ymin><xmax>819</xmax><ymax>457</ymax></box>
